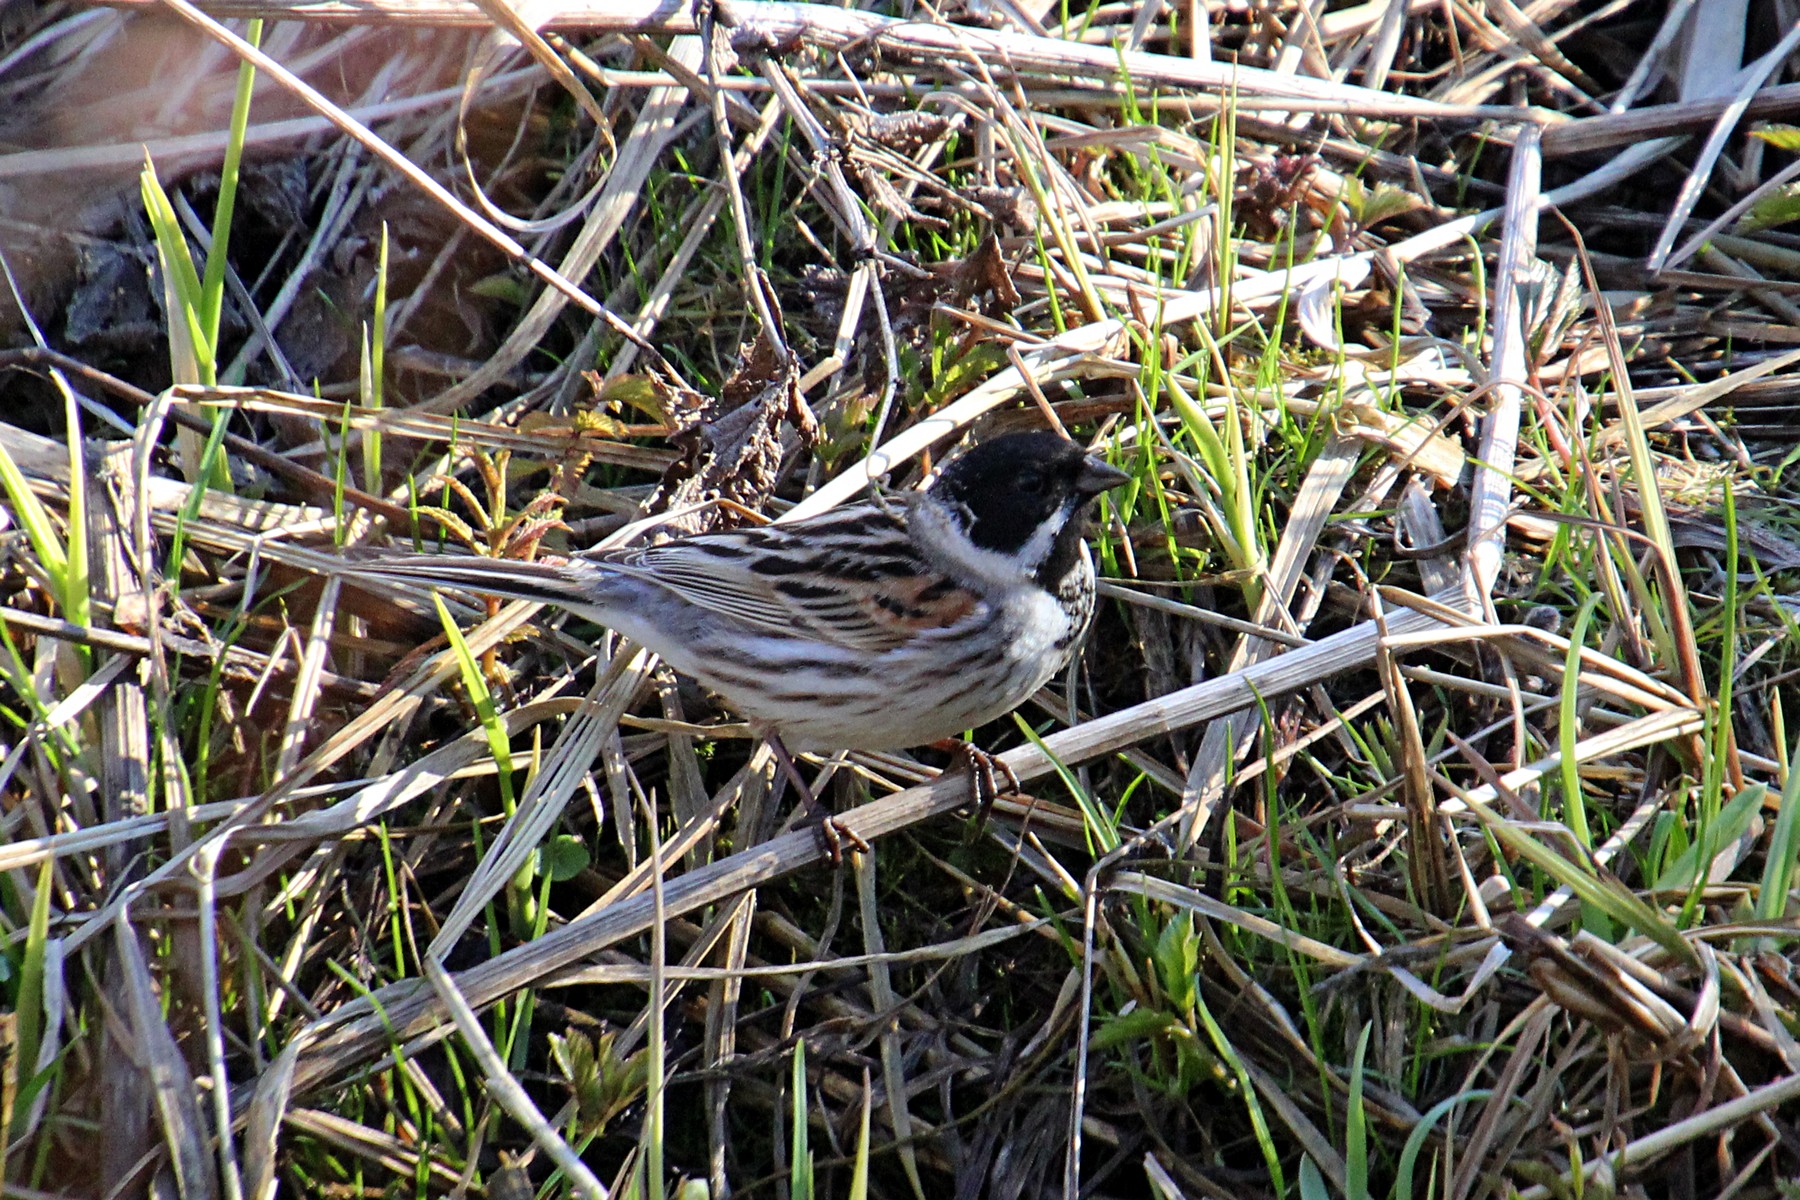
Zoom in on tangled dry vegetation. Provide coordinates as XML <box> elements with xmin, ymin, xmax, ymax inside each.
<box><xmin>5</xmin><ymin>0</ymin><xmax>1800</xmax><ymax>1196</ymax></box>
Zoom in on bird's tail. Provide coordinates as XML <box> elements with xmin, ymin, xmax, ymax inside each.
<box><xmin>338</xmin><ymin>552</ymin><xmax>608</xmax><ymax>617</ymax></box>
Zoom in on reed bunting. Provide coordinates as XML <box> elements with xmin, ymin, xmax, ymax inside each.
<box><xmin>347</xmin><ymin>431</ymin><xmax>1130</xmax><ymax>847</ymax></box>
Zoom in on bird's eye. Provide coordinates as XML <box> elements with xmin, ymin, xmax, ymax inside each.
<box><xmin>1016</xmin><ymin>471</ymin><xmax>1045</xmax><ymax>495</ymax></box>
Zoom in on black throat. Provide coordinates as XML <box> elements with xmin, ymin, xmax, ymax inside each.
<box><xmin>1030</xmin><ymin>501</ymin><xmax>1092</xmax><ymax>590</ymax></box>
<box><xmin>925</xmin><ymin>432</ymin><xmax>1111</xmax><ymax>589</ymax></box>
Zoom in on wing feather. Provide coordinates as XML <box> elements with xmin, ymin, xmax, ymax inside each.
<box><xmin>593</xmin><ymin>505</ymin><xmax>985</xmax><ymax>652</ymax></box>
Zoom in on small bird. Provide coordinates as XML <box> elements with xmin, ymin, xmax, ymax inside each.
<box><xmin>347</xmin><ymin>431</ymin><xmax>1130</xmax><ymax>848</ymax></box>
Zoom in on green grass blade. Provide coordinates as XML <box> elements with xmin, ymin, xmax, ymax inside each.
<box><xmin>0</xmin><ymin>441</ymin><xmax>68</xmax><ymax>585</ymax></box>
<box><xmin>1557</xmin><ymin>595</ymin><xmax>1604</xmax><ymax>849</ymax></box>
<box><xmin>199</xmin><ymin>18</ymin><xmax>261</xmax><ymax>355</ymax></box>
<box><xmin>1191</xmin><ymin>990</ymin><xmax>1285</xmax><ymax>1195</ymax></box>
<box><xmin>1757</xmin><ymin>746</ymin><xmax>1800</xmax><ymax>925</ymax></box>
<box><xmin>1654</xmin><ymin>784</ymin><xmax>1765</xmax><ymax>894</ymax></box>
<box><xmin>1393</xmin><ymin>1090</ymin><xmax>1495</xmax><ymax>1200</ymax></box>
<box><xmin>1469</xmin><ymin>802</ymin><xmax>1699</xmax><ymax>968</ymax></box>
<box><xmin>848</xmin><ymin>1069</ymin><xmax>871</xmax><ymax>1200</ymax></box>
<box><xmin>141</xmin><ymin>156</ymin><xmax>212</xmax><ymax>384</ymax></box>
<box><xmin>430</xmin><ymin>595</ymin><xmax>515</xmax><ymax>811</ymax></box>
<box><xmin>9</xmin><ymin>860</ymin><xmax>53</xmax><ymax>1145</ymax></box>
<box><xmin>362</xmin><ymin>223</ymin><xmax>389</xmax><ymax>494</ymax></box>
<box><xmin>1016</xmin><ymin>716</ymin><xmax>1120</xmax><ymax>855</ymax></box>
<box><xmin>1298</xmin><ymin>1155</ymin><xmax>1330</xmax><ymax>1200</ymax></box>
<box><xmin>790</xmin><ymin>1039</ymin><xmax>812</xmax><ymax>1200</ymax></box>
<box><xmin>1346</xmin><ymin>1025</ymin><xmax>1371</xmax><ymax>1200</ymax></box>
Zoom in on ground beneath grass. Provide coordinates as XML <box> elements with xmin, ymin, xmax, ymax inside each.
<box><xmin>4</xmin><ymin>1</ymin><xmax>1800</xmax><ymax>1197</ymax></box>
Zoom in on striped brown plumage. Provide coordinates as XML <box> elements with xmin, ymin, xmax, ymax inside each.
<box><xmin>345</xmin><ymin>432</ymin><xmax>1129</xmax><ymax>756</ymax></box>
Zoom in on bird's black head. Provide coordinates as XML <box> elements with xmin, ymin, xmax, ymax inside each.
<box><xmin>928</xmin><ymin>432</ymin><xmax>1130</xmax><ymax>577</ymax></box>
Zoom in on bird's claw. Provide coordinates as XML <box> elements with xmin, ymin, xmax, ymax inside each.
<box><xmin>932</xmin><ymin>739</ymin><xmax>1020</xmax><ymax>826</ymax></box>
<box><xmin>815</xmin><ymin>814</ymin><xmax>872</xmax><ymax>864</ymax></box>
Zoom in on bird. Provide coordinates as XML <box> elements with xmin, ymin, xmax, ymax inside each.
<box><xmin>343</xmin><ymin>430</ymin><xmax>1131</xmax><ymax>853</ymax></box>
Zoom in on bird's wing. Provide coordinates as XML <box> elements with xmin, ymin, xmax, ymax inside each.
<box><xmin>595</xmin><ymin>506</ymin><xmax>984</xmax><ymax>653</ymax></box>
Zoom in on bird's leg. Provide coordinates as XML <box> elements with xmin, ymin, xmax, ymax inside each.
<box><xmin>766</xmin><ymin>733</ymin><xmax>870</xmax><ymax>862</ymax></box>
<box><xmin>929</xmin><ymin>739</ymin><xmax>1021</xmax><ymax>826</ymax></box>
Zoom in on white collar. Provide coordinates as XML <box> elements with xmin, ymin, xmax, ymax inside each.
<box><xmin>906</xmin><ymin>491</ymin><xmax>1071</xmax><ymax>589</ymax></box>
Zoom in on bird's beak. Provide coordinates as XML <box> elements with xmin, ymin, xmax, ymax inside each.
<box><xmin>1077</xmin><ymin>456</ymin><xmax>1133</xmax><ymax>496</ymax></box>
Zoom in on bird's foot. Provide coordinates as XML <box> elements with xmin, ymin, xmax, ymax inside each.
<box><xmin>930</xmin><ymin>739</ymin><xmax>1020</xmax><ymax>827</ymax></box>
<box><xmin>767</xmin><ymin>733</ymin><xmax>870</xmax><ymax>864</ymax></box>
<box><xmin>815</xmin><ymin>813</ymin><xmax>872</xmax><ymax>863</ymax></box>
